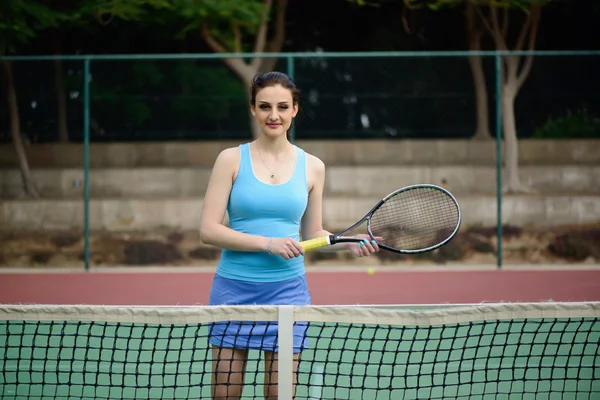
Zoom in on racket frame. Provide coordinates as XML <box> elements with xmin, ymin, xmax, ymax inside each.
<box><xmin>303</xmin><ymin>184</ymin><xmax>461</xmax><ymax>254</ymax></box>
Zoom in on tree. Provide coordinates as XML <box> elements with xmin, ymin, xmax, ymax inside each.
<box><xmin>403</xmin><ymin>0</ymin><xmax>547</xmax><ymax>192</ymax></box>
<box><xmin>178</xmin><ymin>0</ymin><xmax>289</xmax><ymax>139</ymax></box>
<box><xmin>48</xmin><ymin>0</ymin><xmax>166</xmax><ymax>144</ymax></box>
<box><xmin>348</xmin><ymin>0</ymin><xmax>493</xmax><ymax>140</ymax></box>
<box><xmin>475</xmin><ymin>1</ymin><xmax>544</xmax><ymax>193</ymax></box>
<box><xmin>403</xmin><ymin>0</ymin><xmax>495</xmax><ymax>141</ymax></box>
<box><xmin>0</xmin><ymin>0</ymin><xmax>69</xmax><ymax>197</ymax></box>
<box><xmin>0</xmin><ymin>0</ymin><xmax>173</xmax><ymax>196</ymax></box>
<box><xmin>464</xmin><ymin>1</ymin><xmax>492</xmax><ymax>140</ymax></box>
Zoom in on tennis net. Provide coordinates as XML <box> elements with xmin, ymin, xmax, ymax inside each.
<box><xmin>1</xmin><ymin>302</ymin><xmax>599</xmax><ymax>399</ymax></box>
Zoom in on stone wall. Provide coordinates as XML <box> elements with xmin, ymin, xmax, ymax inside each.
<box><xmin>1</xmin><ymin>195</ymin><xmax>599</xmax><ymax>233</ymax></box>
<box><xmin>1</xmin><ymin>140</ymin><xmax>598</xmax><ymax>231</ymax></box>
<box><xmin>1</xmin><ymin>139</ymin><xmax>599</xmax><ymax>168</ymax></box>
<box><xmin>1</xmin><ymin>165</ymin><xmax>598</xmax><ymax>199</ymax></box>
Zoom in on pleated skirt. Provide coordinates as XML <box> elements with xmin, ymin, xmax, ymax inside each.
<box><xmin>208</xmin><ymin>273</ymin><xmax>311</xmax><ymax>353</ymax></box>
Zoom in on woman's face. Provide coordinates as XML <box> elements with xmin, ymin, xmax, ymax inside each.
<box><xmin>251</xmin><ymin>84</ymin><xmax>298</xmax><ymax>139</ymax></box>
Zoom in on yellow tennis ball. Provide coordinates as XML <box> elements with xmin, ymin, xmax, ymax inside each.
<box><xmin>367</xmin><ymin>267</ymin><xmax>375</xmax><ymax>275</ymax></box>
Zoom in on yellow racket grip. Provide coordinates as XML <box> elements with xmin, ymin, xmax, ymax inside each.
<box><xmin>300</xmin><ymin>236</ymin><xmax>331</xmax><ymax>252</ymax></box>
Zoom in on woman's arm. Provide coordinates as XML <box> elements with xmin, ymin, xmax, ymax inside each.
<box><xmin>300</xmin><ymin>154</ymin><xmax>337</xmax><ymax>249</ymax></box>
<box><xmin>300</xmin><ymin>154</ymin><xmax>352</xmax><ymax>252</ymax></box>
<box><xmin>301</xmin><ymin>153</ymin><xmax>379</xmax><ymax>256</ymax></box>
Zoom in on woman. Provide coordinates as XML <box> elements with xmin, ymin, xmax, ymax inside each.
<box><xmin>199</xmin><ymin>71</ymin><xmax>380</xmax><ymax>400</ymax></box>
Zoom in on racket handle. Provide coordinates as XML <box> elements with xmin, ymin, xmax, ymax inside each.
<box><xmin>300</xmin><ymin>236</ymin><xmax>331</xmax><ymax>251</ymax></box>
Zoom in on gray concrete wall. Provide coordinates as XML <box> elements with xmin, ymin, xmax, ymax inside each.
<box><xmin>1</xmin><ymin>139</ymin><xmax>599</xmax><ymax>167</ymax></box>
<box><xmin>1</xmin><ymin>195</ymin><xmax>598</xmax><ymax>232</ymax></box>
<box><xmin>1</xmin><ymin>165</ymin><xmax>598</xmax><ymax>199</ymax></box>
<box><xmin>1</xmin><ymin>140</ymin><xmax>598</xmax><ymax>231</ymax></box>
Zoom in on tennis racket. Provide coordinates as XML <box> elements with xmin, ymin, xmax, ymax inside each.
<box><xmin>300</xmin><ymin>184</ymin><xmax>461</xmax><ymax>254</ymax></box>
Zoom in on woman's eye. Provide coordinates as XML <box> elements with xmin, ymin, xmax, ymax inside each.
<box><xmin>258</xmin><ymin>104</ymin><xmax>289</xmax><ymax>110</ymax></box>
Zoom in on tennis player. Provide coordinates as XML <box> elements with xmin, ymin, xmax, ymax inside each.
<box><xmin>199</xmin><ymin>71</ymin><xmax>380</xmax><ymax>400</ymax></box>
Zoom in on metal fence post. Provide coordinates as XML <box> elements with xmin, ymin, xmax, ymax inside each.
<box><xmin>83</xmin><ymin>58</ymin><xmax>91</xmax><ymax>271</ymax></box>
<box><xmin>495</xmin><ymin>53</ymin><xmax>503</xmax><ymax>269</ymax></box>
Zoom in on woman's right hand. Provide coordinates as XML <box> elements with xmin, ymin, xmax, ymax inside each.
<box><xmin>268</xmin><ymin>237</ymin><xmax>305</xmax><ymax>260</ymax></box>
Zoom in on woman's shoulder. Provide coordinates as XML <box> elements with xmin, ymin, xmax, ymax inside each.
<box><xmin>302</xmin><ymin>149</ymin><xmax>325</xmax><ymax>173</ymax></box>
<box><xmin>213</xmin><ymin>145</ymin><xmax>242</xmax><ymax>165</ymax></box>
<box><xmin>209</xmin><ymin>146</ymin><xmax>243</xmax><ymax>181</ymax></box>
<box><xmin>297</xmin><ymin>147</ymin><xmax>325</xmax><ymax>189</ymax></box>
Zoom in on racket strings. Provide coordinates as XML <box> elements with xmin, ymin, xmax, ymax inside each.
<box><xmin>370</xmin><ymin>187</ymin><xmax>460</xmax><ymax>251</ymax></box>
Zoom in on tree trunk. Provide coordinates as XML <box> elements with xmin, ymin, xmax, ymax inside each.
<box><xmin>501</xmin><ymin>83</ymin><xmax>530</xmax><ymax>193</ymax></box>
<box><xmin>467</xmin><ymin>40</ymin><xmax>491</xmax><ymax>140</ymax></box>
<box><xmin>259</xmin><ymin>0</ymin><xmax>288</xmax><ymax>73</ymax></box>
<box><xmin>248</xmin><ymin>108</ymin><xmax>261</xmax><ymax>139</ymax></box>
<box><xmin>478</xmin><ymin>3</ymin><xmax>541</xmax><ymax>193</ymax></box>
<box><xmin>466</xmin><ymin>2</ymin><xmax>491</xmax><ymax>140</ymax></box>
<box><xmin>201</xmin><ymin>0</ymin><xmax>288</xmax><ymax>140</ymax></box>
<box><xmin>245</xmin><ymin>81</ymin><xmax>261</xmax><ymax>139</ymax></box>
<box><xmin>2</xmin><ymin>61</ymin><xmax>40</xmax><ymax>198</ymax></box>
<box><xmin>53</xmin><ymin>31</ymin><xmax>69</xmax><ymax>142</ymax></box>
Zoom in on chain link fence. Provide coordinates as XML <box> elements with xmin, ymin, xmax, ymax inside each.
<box><xmin>1</xmin><ymin>52</ymin><xmax>599</xmax><ymax>143</ymax></box>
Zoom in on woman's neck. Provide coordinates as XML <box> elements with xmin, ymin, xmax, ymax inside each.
<box><xmin>254</xmin><ymin>136</ymin><xmax>291</xmax><ymax>155</ymax></box>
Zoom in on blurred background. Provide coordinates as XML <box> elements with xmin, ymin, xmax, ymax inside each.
<box><xmin>1</xmin><ymin>0</ymin><xmax>599</xmax><ymax>270</ymax></box>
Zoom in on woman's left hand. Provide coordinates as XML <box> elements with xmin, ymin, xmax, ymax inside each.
<box><xmin>347</xmin><ymin>234</ymin><xmax>381</xmax><ymax>257</ymax></box>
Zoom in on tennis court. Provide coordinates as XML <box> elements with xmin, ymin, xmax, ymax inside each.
<box><xmin>1</xmin><ymin>302</ymin><xmax>599</xmax><ymax>399</ymax></box>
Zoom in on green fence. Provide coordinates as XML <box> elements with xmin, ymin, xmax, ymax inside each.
<box><xmin>1</xmin><ymin>50</ymin><xmax>599</xmax><ymax>270</ymax></box>
<box><xmin>2</xmin><ymin>51</ymin><xmax>600</xmax><ymax>143</ymax></box>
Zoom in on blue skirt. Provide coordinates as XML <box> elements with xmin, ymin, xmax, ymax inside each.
<box><xmin>208</xmin><ymin>274</ymin><xmax>311</xmax><ymax>353</ymax></box>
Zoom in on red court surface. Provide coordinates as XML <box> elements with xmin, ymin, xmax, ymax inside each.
<box><xmin>1</xmin><ymin>266</ymin><xmax>599</xmax><ymax>306</ymax></box>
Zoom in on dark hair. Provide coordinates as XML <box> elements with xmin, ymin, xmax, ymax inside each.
<box><xmin>250</xmin><ymin>72</ymin><xmax>300</xmax><ymax>106</ymax></box>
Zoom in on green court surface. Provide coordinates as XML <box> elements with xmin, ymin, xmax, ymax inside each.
<box><xmin>1</xmin><ymin>313</ymin><xmax>598</xmax><ymax>400</ymax></box>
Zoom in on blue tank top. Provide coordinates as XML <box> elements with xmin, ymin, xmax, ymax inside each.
<box><xmin>216</xmin><ymin>143</ymin><xmax>309</xmax><ymax>282</ymax></box>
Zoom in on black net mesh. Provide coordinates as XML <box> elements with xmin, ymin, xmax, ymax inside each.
<box><xmin>1</xmin><ymin>303</ymin><xmax>599</xmax><ymax>399</ymax></box>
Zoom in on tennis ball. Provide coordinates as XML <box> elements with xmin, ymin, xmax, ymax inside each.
<box><xmin>367</xmin><ymin>267</ymin><xmax>375</xmax><ymax>275</ymax></box>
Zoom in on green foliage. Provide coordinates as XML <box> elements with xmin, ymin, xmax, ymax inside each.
<box><xmin>83</xmin><ymin>0</ymin><xmax>172</xmax><ymax>19</ymax></box>
<box><xmin>0</xmin><ymin>0</ymin><xmax>174</xmax><ymax>55</ymax></box>
<box><xmin>345</xmin><ymin>0</ymin><xmax>383</xmax><ymax>6</ymax></box>
<box><xmin>533</xmin><ymin>108</ymin><xmax>600</xmax><ymax>139</ymax></box>
<box><xmin>346</xmin><ymin>0</ymin><xmax>553</xmax><ymax>17</ymax></box>
<box><xmin>85</xmin><ymin>60</ymin><xmax>245</xmax><ymax>131</ymax></box>
<box><xmin>403</xmin><ymin>0</ymin><xmax>459</xmax><ymax>11</ymax></box>
<box><xmin>175</xmin><ymin>0</ymin><xmax>267</xmax><ymax>51</ymax></box>
<box><xmin>87</xmin><ymin>61</ymin><xmax>161</xmax><ymax>128</ymax></box>
<box><xmin>177</xmin><ymin>0</ymin><xmax>264</xmax><ymax>23</ymax></box>
<box><xmin>40</xmin><ymin>0</ymin><xmax>171</xmax><ymax>34</ymax></box>
<box><xmin>0</xmin><ymin>0</ymin><xmax>69</xmax><ymax>54</ymax></box>
<box><xmin>7</xmin><ymin>0</ymin><xmax>265</xmax><ymax>137</ymax></box>
<box><xmin>403</xmin><ymin>0</ymin><xmax>551</xmax><ymax>10</ymax></box>
<box><xmin>131</xmin><ymin>62</ymin><xmax>164</xmax><ymax>88</ymax></box>
<box><xmin>170</xmin><ymin>63</ymin><xmax>245</xmax><ymax>124</ymax></box>
<box><xmin>74</xmin><ymin>0</ymin><xmax>172</xmax><ymax>25</ymax></box>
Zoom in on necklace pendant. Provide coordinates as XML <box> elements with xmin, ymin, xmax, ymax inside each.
<box><xmin>270</xmin><ymin>174</ymin><xmax>275</xmax><ymax>178</ymax></box>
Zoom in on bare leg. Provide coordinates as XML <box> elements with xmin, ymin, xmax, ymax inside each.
<box><xmin>212</xmin><ymin>346</ymin><xmax>248</xmax><ymax>400</ymax></box>
<box><xmin>263</xmin><ymin>350</ymin><xmax>300</xmax><ymax>400</ymax></box>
